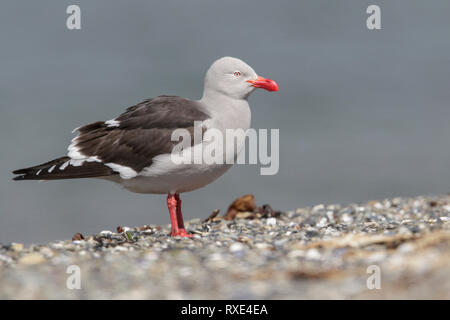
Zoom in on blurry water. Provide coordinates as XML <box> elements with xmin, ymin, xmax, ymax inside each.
<box><xmin>1</xmin><ymin>0</ymin><xmax>449</xmax><ymax>243</ymax></box>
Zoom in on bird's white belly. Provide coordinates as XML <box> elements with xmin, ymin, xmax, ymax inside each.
<box><xmin>111</xmin><ymin>160</ymin><xmax>233</xmax><ymax>194</ymax></box>
<box><xmin>107</xmin><ymin>127</ymin><xmax>246</xmax><ymax>194</ymax></box>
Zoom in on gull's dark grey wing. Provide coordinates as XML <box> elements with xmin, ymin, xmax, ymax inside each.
<box><xmin>13</xmin><ymin>96</ymin><xmax>210</xmax><ymax>180</ymax></box>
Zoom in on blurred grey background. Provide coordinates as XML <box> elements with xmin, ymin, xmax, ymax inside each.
<box><xmin>1</xmin><ymin>1</ymin><xmax>449</xmax><ymax>244</ymax></box>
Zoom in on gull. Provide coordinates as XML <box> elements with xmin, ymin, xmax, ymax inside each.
<box><xmin>13</xmin><ymin>57</ymin><xmax>279</xmax><ymax>237</ymax></box>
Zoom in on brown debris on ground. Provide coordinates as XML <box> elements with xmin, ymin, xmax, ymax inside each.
<box><xmin>203</xmin><ymin>209</ymin><xmax>221</xmax><ymax>223</ymax></box>
<box><xmin>223</xmin><ymin>194</ymin><xmax>282</xmax><ymax>220</ymax></box>
<box><xmin>71</xmin><ymin>233</ymin><xmax>84</xmax><ymax>241</ymax></box>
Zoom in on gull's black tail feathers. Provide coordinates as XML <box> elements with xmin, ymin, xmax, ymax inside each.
<box><xmin>12</xmin><ymin>156</ymin><xmax>117</xmax><ymax>181</ymax></box>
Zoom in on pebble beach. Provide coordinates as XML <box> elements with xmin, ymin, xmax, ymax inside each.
<box><xmin>1</xmin><ymin>194</ymin><xmax>449</xmax><ymax>299</ymax></box>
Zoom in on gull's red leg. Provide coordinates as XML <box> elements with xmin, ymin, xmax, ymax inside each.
<box><xmin>167</xmin><ymin>193</ymin><xmax>179</xmax><ymax>236</ymax></box>
<box><xmin>174</xmin><ymin>193</ymin><xmax>193</xmax><ymax>237</ymax></box>
<box><xmin>167</xmin><ymin>193</ymin><xmax>192</xmax><ymax>237</ymax></box>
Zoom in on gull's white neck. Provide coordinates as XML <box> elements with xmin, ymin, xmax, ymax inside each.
<box><xmin>198</xmin><ymin>89</ymin><xmax>251</xmax><ymax>132</ymax></box>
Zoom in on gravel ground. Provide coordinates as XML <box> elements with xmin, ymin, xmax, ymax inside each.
<box><xmin>1</xmin><ymin>195</ymin><xmax>449</xmax><ymax>299</ymax></box>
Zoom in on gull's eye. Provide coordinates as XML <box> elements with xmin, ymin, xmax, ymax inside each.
<box><xmin>233</xmin><ymin>71</ymin><xmax>241</xmax><ymax>77</ymax></box>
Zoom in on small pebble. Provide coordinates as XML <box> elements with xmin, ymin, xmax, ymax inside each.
<box><xmin>18</xmin><ymin>253</ymin><xmax>45</xmax><ymax>265</ymax></box>
<box><xmin>229</xmin><ymin>243</ymin><xmax>244</xmax><ymax>252</ymax></box>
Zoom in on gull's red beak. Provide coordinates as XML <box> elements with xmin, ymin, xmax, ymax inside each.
<box><xmin>247</xmin><ymin>76</ymin><xmax>279</xmax><ymax>92</ymax></box>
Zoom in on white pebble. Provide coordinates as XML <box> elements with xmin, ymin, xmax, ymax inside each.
<box><xmin>312</xmin><ymin>204</ymin><xmax>325</xmax><ymax>213</ymax></box>
<box><xmin>113</xmin><ymin>246</ymin><xmax>128</xmax><ymax>252</ymax></box>
<box><xmin>255</xmin><ymin>243</ymin><xmax>272</xmax><ymax>250</ymax></box>
<box><xmin>398</xmin><ymin>243</ymin><xmax>415</xmax><ymax>253</ymax></box>
<box><xmin>229</xmin><ymin>243</ymin><xmax>244</xmax><ymax>252</ymax></box>
<box><xmin>266</xmin><ymin>218</ymin><xmax>277</xmax><ymax>226</ymax></box>
<box><xmin>288</xmin><ymin>250</ymin><xmax>305</xmax><ymax>258</ymax></box>
<box><xmin>305</xmin><ymin>248</ymin><xmax>321</xmax><ymax>260</ymax></box>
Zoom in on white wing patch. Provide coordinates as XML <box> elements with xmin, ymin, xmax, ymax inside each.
<box><xmin>67</xmin><ymin>136</ymin><xmax>102</xmax><ymax>165</ymax></box>
<box><xmin>105</xmin><ymin>119</ymin><xmax>120</xmax><ymax>128</ymax></box>
<box><xmin>67</xmin><ymin>135</ymin><xmax>84</xmax><ymax>160</ymax></box>
<box><xmin>59</xmin><ymin>160</ymin><xmax>70</xmax><ymax>170</ymax></box>
<box><xmin>104</xmin><ymin>163</ymin><xmax>137</xmax><ymax>179</ymax></box>
<box><xmin>71</xmin><ymin>126</ymin><xmax>81</xmax><ymax>134</ymax></box>
<box><xmin>67</xmin><ymin>125</ymin><xmax>137</xmax><ymax>179</ymax></box>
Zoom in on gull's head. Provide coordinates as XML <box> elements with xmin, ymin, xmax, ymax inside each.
<box><xmin>203</xmin><ymin>57</ymin><xmax>279</xmax><ymax>100</ymax></box>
